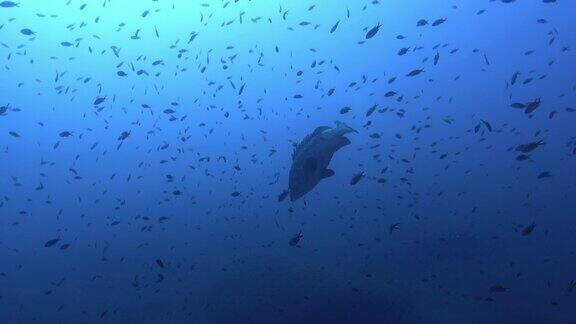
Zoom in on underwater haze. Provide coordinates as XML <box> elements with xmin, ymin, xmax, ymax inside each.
<box><xmin>1</xmin><ymin>0</ymin><xmax>576</xmax><ymax>323</ymax></box>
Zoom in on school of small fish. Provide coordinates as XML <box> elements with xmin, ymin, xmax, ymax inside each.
<box><xmin>0</xmin><ymin>0</ymin><xmax>575</xmax><ymax>322</ymax></box>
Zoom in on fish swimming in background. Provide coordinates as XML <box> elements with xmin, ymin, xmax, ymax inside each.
<box><xmin>0</xmin><ymin>1</ymin><xmax>18</xmax><ymax>8</ymax></box>
<box><xmin>365</xmin><ymin>23</ymin><xmax>381</xmax><ymax>39</ymax></box>
<box><xmin>288</xmin><ymin>231</ymin><xmax>303</xmax><ymax>246</ymax></box>
<box><xmin>288</xmin><ymin>121</ymin><xmax>357</xmax><ymax>201</ymax></box>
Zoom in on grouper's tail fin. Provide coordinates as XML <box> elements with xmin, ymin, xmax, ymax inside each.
<box><xmin>335</xmin><ymin>121</ymin><xmax>357</xmax><ymax>134</ymax></box>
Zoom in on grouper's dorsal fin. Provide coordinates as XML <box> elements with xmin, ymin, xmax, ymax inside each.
<box><xmin>312</xmin><ymin>126</ymin><xmax>331</xmax><ymax>136</ymax></box>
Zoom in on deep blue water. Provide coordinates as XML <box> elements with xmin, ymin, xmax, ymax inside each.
<box><xmin>1</xmin><ymin>0</ymin><xmax>576</xmax><ymax>323</ymax></box>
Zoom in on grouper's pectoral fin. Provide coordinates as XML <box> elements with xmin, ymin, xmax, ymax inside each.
<box><xmin>321</xmin><ymin>169</ymin><xmax>335</xmax><ymax>179</ymax></box>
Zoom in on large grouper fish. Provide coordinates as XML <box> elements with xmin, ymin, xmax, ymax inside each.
<box><xmin>289</xmin><ymin>121</ymin><xmax>357</xmax><ymax>201</ymax></box>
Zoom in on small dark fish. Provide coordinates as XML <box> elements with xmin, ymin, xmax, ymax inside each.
<box><xmin>510</xmin><ymin>103</ymin><xmax>525</xmax><ymax>109</ymax></box>
<box><xmin>156</xmin><ymin>259</ymin><xmax>165</xmax><ymax>268</ymax></box>
<box><xmin>278</xmin><ymin>190</ymin><xmax>289</xmax><ymax>202</ymax></box>
<box><xmin>431</xmin><ymin>18</ymin><xmax>446</xmax><ymax>26</ymax></box>
<box><xmin>59</xmin><ymin>131</ymin><xmax>73</xmax><ymax>137</ymax></box>
<box><xmin>511</xmin><ymin>71</ymin><xmax>520</xmax><ymax>85</ymax></box>
<box><xmin>521</xmin><ymin>223</ymin><xmax>536</xmax><ymax>236</ymax></box>
<box><xmin>516</xmin><ymin>140</ymin><xmax>544</xmax><ymax>153</ymax></box>
<box><xmin>340</xmin><ymin>106</ymin><xmax>351</xmax><ymax>114</ymax></box>
<box><xmin>481</xmin><ymin>120</ymin><xmax>492</xmax><ymax>132</ymax></box>
<box><xmin>231</xmin><ymin>191</ymin><xmax>241</xmax><ymax>197</ymax></box>
<box><xmin>93</xmin><ymin>97</ymin><xmax>106</xmax><ymax>105</ymax></box>
<box><xmin>330</xmin><ymin>21</ymin><xmax>339</xmax><ymax>33</ymax></box>
<box><xmin>44</xmin><ymin>238</ymin><xmax>60</xmax><ymax>247</ymax></box>
<box><xmin>288</xmin><ymin>232</ymin><xmax>303</xmax><ymax>246</ymax></box>
<box><xmin>366</xmin><ymin>105</ymin><xmax>376</xmax><ymax>116</ymax></box>
<box><xmin>117</xmin><ymin>131</ymin><xmax>130</xmax><ymax>141</ymax></box>
<box><xmin>537</xmin><ymin>171</ymin><xmax>551</xmax><ymax>179</ymax></box>
<box><xmin>406</xmin><ymin>69</ymin><xmax>424</xmax><ymax>77</ymax></box>
<box><xmin>525</xmin><ymin>98</ymin><xmax>541</xmax><ymax>114</ymax></box>
<box><xmin>350</xmin><ymin>172</ymin><xmax>364</xmax><ymax>185</ymax></box>
<box><xmin>20</xmin><ymin>28</ymin><xmax>34</xmax><ymax>35</ymax></box>
<box><xmin>416</xmin><ymin>19</ymin><xmax>428</xmax><ymax>27</ymax></box>
<box><xmin>490</xmin><ymin>284</ymin><xmax>507</xmax><ymax>293</ymax></box>
<box><xmin>365</xmin><ymin>23</ymin><xmax>381</xmax><ymax>39</ymax></box>
<box><xmin>389</xmin><ymin>223</ymin><xmax>400</xmax><ymax>234</ymax></box>
<box><xmin>398</xmin><ymin>47</ymin><xmax>409</xmax><ymax>56</ymax></box>
<box><xmin>474</xmin><ymin>123</ymin><xmax>481</xmax><ymax>133</ymax></box>
<box><xmin>0</xmin><ymin>1</ymin><xmax>18</xmax><ymax>8</ymax></box>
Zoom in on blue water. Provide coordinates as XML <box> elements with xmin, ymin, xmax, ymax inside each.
<box><xmin>1</xmin><ymin>0</ymin><xmax>576</xmax><ymax>323</ymax></box>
